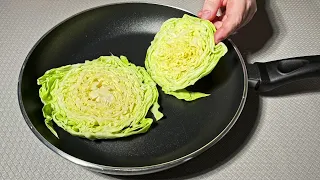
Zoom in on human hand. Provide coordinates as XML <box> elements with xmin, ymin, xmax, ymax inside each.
<box><xmin>198</xmin><ymin>0</ymin><xmax>257</xmax><ymax>43</ymax></box>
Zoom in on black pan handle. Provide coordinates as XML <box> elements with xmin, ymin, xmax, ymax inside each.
<box><xmin>247</xmin><ymin>55</ymin><xmax>320</xmax><ymax>92</ymax></box>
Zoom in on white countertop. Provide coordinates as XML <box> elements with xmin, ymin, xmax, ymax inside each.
<box><xmin>1</xmin><ymin>0</ymin><xmax>320</xmax><ymax>179</ymax></box>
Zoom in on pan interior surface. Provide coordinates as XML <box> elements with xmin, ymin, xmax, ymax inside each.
<box><xmin>19</xmin><ymin>3</ymin><xmax>246</xmax><ymax>168</ymax></box>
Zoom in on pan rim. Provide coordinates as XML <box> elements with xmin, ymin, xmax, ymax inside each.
<box><xmin>17</xmin><ymin>2</ymin><xmax>248</xmax><ymax>175</ymax></box>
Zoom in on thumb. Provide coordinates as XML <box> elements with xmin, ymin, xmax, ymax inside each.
<box><xmin>200</xmin><ymin>0</ymin><xmax>222</xmax><ymax>21</ymax></box>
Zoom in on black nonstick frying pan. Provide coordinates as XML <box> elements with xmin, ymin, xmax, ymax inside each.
<box><xmin>18</xmin><ymin>2</ymin><xmax>320</xmax><ymax>176</ymax></box>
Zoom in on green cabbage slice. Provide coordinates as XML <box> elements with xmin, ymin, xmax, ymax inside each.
<box><xmin>37</xmin><ymin>55</ymin><xmax>163</xmax><ymax>140</ymax></box>
<box><xmin>145</xmin><ymin>14</ymin><xmax>228</xmax><ymax>101</ymax></box>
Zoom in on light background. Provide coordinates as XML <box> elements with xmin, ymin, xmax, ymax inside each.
<box><xmin>1</xmin><ymin>0</ymin><xmax>320</xmax><ymax>179</ymax></box>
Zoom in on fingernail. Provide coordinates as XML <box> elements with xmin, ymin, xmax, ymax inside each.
<box><xmin>201</xmin><ymin>10</ymin><xmax>211</xmax><ymax>20</ymax></box>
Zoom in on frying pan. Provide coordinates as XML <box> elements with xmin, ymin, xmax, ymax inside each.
<box><xmin>18</xmin><ymin>2</ymin><xmax>320</xmax><ymax>176</ymax></box>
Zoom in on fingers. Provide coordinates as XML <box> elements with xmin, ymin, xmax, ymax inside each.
<box><xmin>214</xmin><ymin>1</ymin><xmax>246</xmax><ymax>43</ymax></box>
<box><xmin>199</xmin><ymin>0</ymin><xmax>257</xmax><ymax>43</ymax></box>
<box><xmin>199</xmin><ymin>0</ymin><xmax>222</xmax><ymax>21</ymax></box>
<box><xmin>214</xmin><ymin>16</ymin><xmax>240</xmax><ymax>43</ymax></box>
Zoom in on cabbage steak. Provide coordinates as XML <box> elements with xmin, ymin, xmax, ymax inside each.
<box><xmin>37</xmin><ymin>56</ymin><xmax>163</xmax><ymax>140</ymax></box>
<box><xmin>145</xmin><ymin>14</ymin><xmax>228</xmax><ymax>101</ymax></box>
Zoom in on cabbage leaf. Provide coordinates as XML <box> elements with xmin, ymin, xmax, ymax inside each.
<box><xmin>37</xmin><ymin>55</ymin><xmax>163</xmax><ymax>140</ymax></box>
<box><xmin>145</xmin><ymin>14</ymin><xmax>228</xmax><ymax>101</ymax></box>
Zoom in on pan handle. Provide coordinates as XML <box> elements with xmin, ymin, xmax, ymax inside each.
<box><xmin>247</xmin><ymin>55</ymin><xmax>320</xmax><ymax>92</ymax></box>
